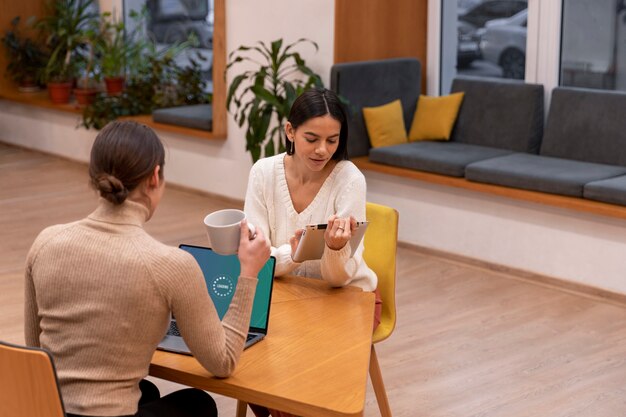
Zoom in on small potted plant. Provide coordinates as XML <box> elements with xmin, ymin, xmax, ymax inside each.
<box><xmin>1</xmin><ymin>16</ymin><xmax>47</xmax><ymax>92</ymax></box>
<box><xmin>97</xmin><ymin>11</ymin><xmax>128</xmax><ymax>95</ymax></box>
<box><xmin>37</xmin><ymin>0</ymin><xmax>98</xmax><ymax>104</ymax></box>
<box><xmin>74</xmin><ymin>23</ymin><xmax>100</xmax><ymax>106</ymax></box>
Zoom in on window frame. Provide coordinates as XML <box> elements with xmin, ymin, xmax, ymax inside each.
<box><xmin>428</xmin><ymin>0</ymin><xmax>562</xmax><ymax>102</ymax></box>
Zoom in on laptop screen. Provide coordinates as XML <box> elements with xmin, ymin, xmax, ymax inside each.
<box><xmin>179</xmin><ymin>244</ymin><xmax>275</xmax><ymax>331</ymax></box>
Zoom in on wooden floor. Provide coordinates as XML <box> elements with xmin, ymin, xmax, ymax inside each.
<box><xmin>2</xmin><ymin>142</ymin><xmax>626</xmax><ymax>417</ymax></box>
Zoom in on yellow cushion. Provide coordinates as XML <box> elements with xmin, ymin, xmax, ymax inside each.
<box><xmin>362</xmin><ymin>100</ymin><xmax>408</xmax><ymax>148</ymax></box>
<box><xmin>408</xmin><ymin>92</ymin><xmax>465</xmax><ymax>141</ymax></box>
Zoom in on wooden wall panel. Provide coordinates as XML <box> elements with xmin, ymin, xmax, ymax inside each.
<box><xmin>0</xmin><ymin>0</ymin><xmax>46</xmax><ymax>93</ymax></box>
<box><xmin>334</xmin><ymin>0</ymin><xmax>428</xmax><ymax>88</ymax></box>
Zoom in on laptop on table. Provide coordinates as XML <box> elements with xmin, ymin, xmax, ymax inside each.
<box><xmin>158</xmin><ymin>244</ymin><xmax>276</xmax><ymax>354</ymax></box>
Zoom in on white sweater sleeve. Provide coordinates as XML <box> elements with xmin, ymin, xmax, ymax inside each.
<box><xmin>320</xmin><ymin>172</ymin><xmax>377</xmax><ymax>292</ymax></box>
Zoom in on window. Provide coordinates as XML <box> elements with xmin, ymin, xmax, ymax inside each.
<box><xmin>123</xmin><ymin>0</ymin><xmax>214</xmax><ymax>91</ymax></box>
<box><xmin>440</xmin><ymin>0</ymin><xmax>528</xmax><ymax>93</ymax></box>
<box><xmin>560</xmin><ymin>0</ymin><xmax>626</xmax><ymax>91</ymax></box>
<box><xmin>116</xmin><ymin>0</ymin><xmax>226</xmax><ymax>137</ymax></box>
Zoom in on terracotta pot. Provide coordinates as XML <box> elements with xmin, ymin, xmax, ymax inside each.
<box><xmin>18</xmin><ymin>76</ymin><xmax>41</xmax><ymax>93</ymax></box>
<box><xmin>47</xmin><ymin>81</ymin><xmax>73</xmax><ymax>104</ymax></box>
<box><xmin>104</xmin><ymin>76</ymin><xmax>125</xmax><ymax>95</ymax></box>
<box><xmin>74</xmin><ymin>88</ymin><xmax>99</xmax><ymax>106</ymax></box>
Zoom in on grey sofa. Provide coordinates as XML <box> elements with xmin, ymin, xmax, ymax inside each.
<box><xmin>465</xmin><ymin>87</ymin><xmax>626</xmax><ymax>198</ymax></box>
<box><xmin>330</xmin><ymin>57</ymin><xmax>626</xmax><ymax>207</ymax></box>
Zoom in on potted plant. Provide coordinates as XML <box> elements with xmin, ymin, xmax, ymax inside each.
<box><xmin>226</xmin><ymin>38</ymin><xmax>323</xmax><ymax>162</ymax></box>
<box><xmin>97</xmin><ymin>11</ymin><xmax>128</xmax><ymax>95</ymax></box>
<box><xmin>1</xmin><ymin>16</ymin><xmax>48</xmax><ymax>92</ymax></box>
<box><xmin>37</xmin><ymin>0</ymin><xmax>99</xmax><ymax>104</ymax></box>
<box><xmin>73</xmin><ymin>18</ymin><xmax>101</xmax><ymax>106</ymax></box>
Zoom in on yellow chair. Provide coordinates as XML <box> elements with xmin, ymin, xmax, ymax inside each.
<box><xmin>364</xmin><ymin>202</ymin><xmax>399</xmax><ymax>417</ymax></box>
<box><xmin>0</xmin><ymin>340</ymin><xmax>66</xmax><ymax>417</ymax></box>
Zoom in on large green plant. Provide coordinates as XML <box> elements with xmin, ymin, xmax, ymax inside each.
<box><xmin>226</xmin><ymin>38</ymin><xmax>323</xmax><ymax>162</ymax></box>
<box><xmin>37</xmin><ymin>0</ymin><xmax>99</xmax><ymax>82</ymax></box>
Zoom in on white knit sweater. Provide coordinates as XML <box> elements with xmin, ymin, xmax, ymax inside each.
<box><xmin>244</xmin><ymin>153</ymin><xmax>377</xmax><ymax>291</ymax></box>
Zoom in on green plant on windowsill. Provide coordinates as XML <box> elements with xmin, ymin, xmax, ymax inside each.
<box><xmin>1</xmin><ymin>16</ymin><xmax>48</xmax><ymax>91</ymax></box>
<box><xmin>96</xmin><ymin>11</ymin><xmax>129</xmax><ymax>94</ymax></box>
<box><xmin>36</xmin><ymin>0</ymin><xmax>99</xmax><ymax>103</ymax></box>
<box><xmin>226</xmin><ymin>38</ymin><xmax>323</xmax><ymax>162</ymax></box>
<box><xmin>38</xmin><ymin>0</ymin><xmax>98</xmax><ymax>82</ymax></box>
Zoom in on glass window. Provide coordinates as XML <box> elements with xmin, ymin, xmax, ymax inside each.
<box><xmin>123</xmin><ymin>0</ymin><xmax>214</xmax><ymax>92</ymax></box>
<box><xmin>440</xmin><ymin>0</ymin><xmax>528</xmax><ymax>93</ymax></box>
<box><xmin>561</xmin><ymin>0</ymin><xmax>624</xmax><ymax>91</ymax></box>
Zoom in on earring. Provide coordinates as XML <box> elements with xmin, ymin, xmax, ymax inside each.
<box><xmin>289</xmin><ymin>138</ymin><xmax>295</xmax><ymax>154</ymax></box>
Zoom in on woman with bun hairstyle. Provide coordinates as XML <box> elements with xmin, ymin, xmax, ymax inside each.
<box><xmin>24</xmin><ymin>120</ymin><xmax>270</xmax><ymax>417</ymax></box>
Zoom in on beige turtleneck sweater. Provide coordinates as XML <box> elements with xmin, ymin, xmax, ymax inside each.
<box><xmin>24</xmin><ymin>199</ymin><xmax>258</xmax><ymax>416</ymax></box>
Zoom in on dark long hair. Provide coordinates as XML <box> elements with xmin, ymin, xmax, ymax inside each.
<box><xmin>286</xmin><ymin>88</ymin><xmax>349</xmax><ymax>160</ymax></box>
<box><xmin>89</xmin><ymin>121</ymin><xmax>165</xmax><ymax>205</ymax></box>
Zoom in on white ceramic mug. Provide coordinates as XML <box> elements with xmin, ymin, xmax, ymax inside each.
<box><xmin>203</xmin><ymin>209</ymin><xmax>256</xmax><ymax>255</ymax></box>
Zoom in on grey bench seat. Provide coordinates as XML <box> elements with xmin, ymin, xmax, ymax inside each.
<box><xmin>465</xmin><ymin>153</ymin><xmax>626</xmax><ymax>197</ymax></box>
<box><xmin>584</xmin><ymin>176</ymin><xmax>626</xmax><ymax>206</ymax></box>
<box><xmin>152</xmin><ymin>104</ymin><xmax>212</xmax><ymax>131</ymax></box>
<box><xmin>370</xmin><ymin>142</ymin><xmax>513</xmax><ymax>177</ymax></box>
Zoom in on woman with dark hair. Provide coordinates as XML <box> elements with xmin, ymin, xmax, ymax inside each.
<box><xmin>24</xmin><ymin>120</ymin><xmax>270</xmax><ymax>417</ymax></box>
<box><xmin>244</xmin><ymin>87</ymin><xmax>380</xmax><ymax>417</ymax></box>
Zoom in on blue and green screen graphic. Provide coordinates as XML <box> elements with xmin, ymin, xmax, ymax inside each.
<box><xmin>180</xmin><ymin>245</ymin><xmax>274</xmax><ymax>329</ymax></box>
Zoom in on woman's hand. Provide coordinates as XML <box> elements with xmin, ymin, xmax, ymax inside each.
<box><xmin>289</xmin><ymin>229</ymin><xmax>305</xmax><ymax>261</ymax></box>
<box><xmin>324</xmin><ymin>215</ymin><xmax>357</xmax><ymax>251</ymax></box>
<box><xmin>238</xmin><ymin>219</ymin><xmax>271</xmax><ymax>277</ymax></box>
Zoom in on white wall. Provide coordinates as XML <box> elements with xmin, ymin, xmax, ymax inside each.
<box><xmin>365</xmin><ymin>171</ymin><xmax>626</xmax><ymax>295</ymax></box>
<box><xmin>4</xmin><ymin>1</ymin><xmax>626</xmax><ymax>295</ymax></box>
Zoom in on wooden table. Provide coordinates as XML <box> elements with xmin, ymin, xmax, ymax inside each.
<box><xmin>149</xmin><ymin>276</ymin><xmax>375</xmax><ymax>417</ymax></box>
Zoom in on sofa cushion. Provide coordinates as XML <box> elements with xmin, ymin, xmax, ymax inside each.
<box><xmin>330</xmin><ymin>58</ymin><xmax>421</xmax><ymax>158</ymax></box>
<box><xmin>408</xmin><ymin>93</ymin><xmax>464</xmax><ymax>142</ymax></box>
<box><xmin>450</xmin><ymin>77</ymin><xmax>544</xmax><ymax>153</ymax></box>
<box><xmin>540</xmin><ymin>87</ymin><xmax>626</xmax><ymax>166</ymax></box>
<box><xmin>152</xmin><ymin>104</ymin><xmax>212</xmax><ymax>131</ymax></box>
<box><xmin>363</xmin><ymin>100</ymin><xmax>408</xmax><ymax>148</ymax></box>
<box><xmin>369</xmin><ymin>142</ymin><xmax>513</xmax><ymax>177</ymax></box>
<box><xmin>466</xmin><ymin>153</ymin><xmax>626</xmax><ymax>197</ymax></box>
<box><xmin>584</xmin><ymin>176</ymin><xmax>626</xmax><ymax>206</ymax></box>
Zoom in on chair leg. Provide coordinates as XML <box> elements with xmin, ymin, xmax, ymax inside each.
<box><xmin>369</xmin><ymin>344</ymin><xmax>392</xmax><ymax>417</ymax></box>
<box><xmin>236</xmin><ymin>400</ymin><xmax>248</xmax><ymax>417</ymax></box>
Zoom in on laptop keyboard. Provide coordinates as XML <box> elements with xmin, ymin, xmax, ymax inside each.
<box><xmin>167</xmin><ymin>321</ymin><xmax>181</xmax><ymax>337</ymax></box>
<box><xmin>169</xmin><ymin>320</ymin><xmax>256</xmax><ymax>343</ymax></box>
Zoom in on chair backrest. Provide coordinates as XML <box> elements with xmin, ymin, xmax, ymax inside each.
<box><xmin>363</xmin><ymin>202</ymin><xmax>399</xmax><ymax>344</ymax></box>
<box><xmin>0</xmin><ymin>340</ymin><xmax>66</xmax><ymax>417</ymax></box>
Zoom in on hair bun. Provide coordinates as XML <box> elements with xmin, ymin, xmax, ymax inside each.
<box><xmin>96</xmin><ymin>174</ymin><xmax>129</xmax><ymax>204</ymax></box>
